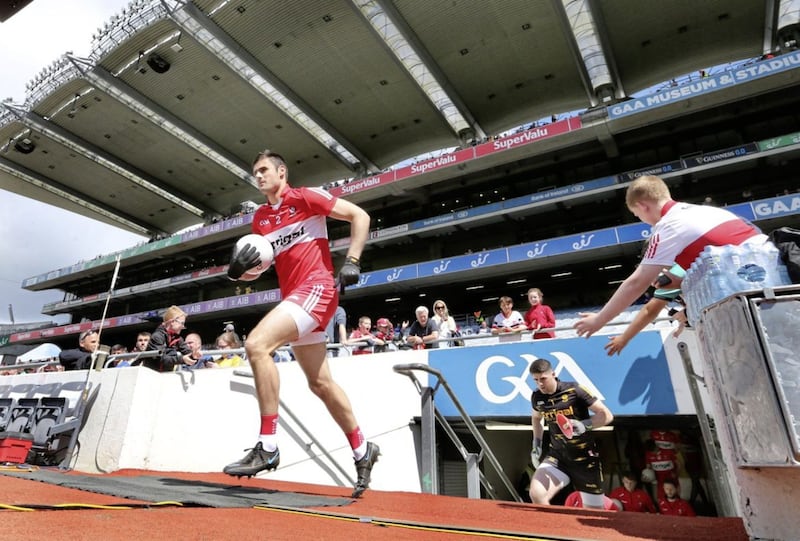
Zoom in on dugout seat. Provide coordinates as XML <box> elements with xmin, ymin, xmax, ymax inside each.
<box><xmin>0</xmin><ymin>398</ymin><xmax>13</xmax><ymax>431</ymax></box>
<box><xmin>0</xmin><ymin>397</ymin><xmax>38</xmax><ymax>435</ymax></box>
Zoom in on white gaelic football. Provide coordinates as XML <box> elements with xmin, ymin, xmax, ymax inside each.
<box><xmin>640</xmin><ymin>468</ymin><xmax>656</xmax><ymax>484</ymax></box>
<box><xmin>235</xmin><ymin>233</ymin><xmax>274</xmax><ymax>280</ymax></box>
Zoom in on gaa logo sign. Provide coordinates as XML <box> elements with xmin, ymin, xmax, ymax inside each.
<box><xmin>474</xmin><ymin>352</ymin><xmax>604</xmax><ymax>404</ymax></box>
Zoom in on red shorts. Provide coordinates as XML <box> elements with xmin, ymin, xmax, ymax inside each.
<box><xmin>282</xmin><ymin>276</ymin><xmax>338</xmax><ymax>333</ymax></box>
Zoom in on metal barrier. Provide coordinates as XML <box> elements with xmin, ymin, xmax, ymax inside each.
<box><xmin>392</xmin><ymin>362</ymin><xmax>522</xmax><ymax>502</ymax></box>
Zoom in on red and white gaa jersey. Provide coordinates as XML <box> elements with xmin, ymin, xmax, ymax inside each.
<box><xmin>643</xmin><ymin>200</ymin><xmax>763</xmax><ymax>269</ymax></box>
<box><xmin>650</xmin><ymin>429</ymin><xmax>680</xmax><ymax>451</ymax></box>
<box><xmin>251</xmin><ymin>186</ymin><xmax>337</xmax><ymax>296</ymax></box>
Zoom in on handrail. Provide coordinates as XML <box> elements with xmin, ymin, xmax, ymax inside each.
<box><xmin>397</xmin><ymin>314</ymin><xmax>676</xmax><ymax>348</ymax></box>
<box><xmin>392</xmin><ymin>362</ymin><xmax>522</xmax><ymax>502</ymax></box>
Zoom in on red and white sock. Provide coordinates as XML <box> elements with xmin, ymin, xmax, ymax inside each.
<box><xmin>347</xmin><ymin>427</ymin><xmax>367</xmax><ymax>460</ymax></box>
<box><xmin>258</xmin><ymin>414</ymin><xmax>279</xmax><ymax>451</ymax></box>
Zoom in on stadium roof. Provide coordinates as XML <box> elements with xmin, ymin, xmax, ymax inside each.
<box><xmin>0</xmin><ymin>0</ymin><xmax>777</xmax><ymax>236</ymax></box>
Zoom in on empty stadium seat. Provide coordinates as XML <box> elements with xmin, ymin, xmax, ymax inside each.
<box><xmin>0</xmin><ymin>397</ymin><xmax>13</xmax><ymax>431</ymax></box>
<box><xmin>2</xmin><ymin>397</ymin><xmax>38</xmax><ymax>435</ymax></box>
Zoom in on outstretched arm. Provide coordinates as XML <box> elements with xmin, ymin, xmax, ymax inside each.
<box><xmin>575</xmin><ymin>264</ymin><xmax>662</xmax><ymax>337</ymax></box>
<box><xmin>605</xmin><ymin>297</ymin><xmax>669</xmax><ymax>356</ymax></box>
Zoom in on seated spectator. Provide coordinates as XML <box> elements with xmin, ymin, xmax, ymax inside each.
<box><xmin>184</xmin><ymin>332</ymin><xmax>215</xmax><ymax>369</ymax></box>
<box><xmin>213</xmin><ymin>331</ymin><xmax>244</xmax><ymax>368</ymax></box>
<box><xmin>402</xmin><ymin>306</ymin><xmax>439</xmax><ymax>349</ymax></box>
<box><xmin>477</xmin><ymin>320</ymin><xmax>490</xmax><ymax>334</ymax></box>
<box><xmin>491</xmin><ymin>296</ymin><xmax>527</xmax><ymax>341</ymax></box>
<box><xmin>524</xmin><ymin>288</ymin><xmax>556</xmax><ymax>339</ymax></box>
<box><xmin>59</xmin><ymin>329</ymin><xmax>100</xmax><ymax>371</ymax></box>
<box><xmin>609</xmin><ymin>471</ymin><xmax>657</xmax><ymax>513</ymax></box>
<box><xmin>431</xmin><ymin>299</ymin><xmax>460</xmax><ymax>347</ymax></box>
<box><xmin>563</xmin><ymin>491</ymin><xmax>621</xmax><ymax>511</ymax></box>
<box><xmin>145</xmin><ymin>305</ymin><xmax>193</xmax><ymax>372</ymax></box>
<box><xmin>347</xmin><ymin>316</ymin><xmax>385</xmax><ymax>355</ymax></box>
<box><xmin>658</xmin><ymin>479</ymin><xmax>696</xmax><ymax>516</ymax></box>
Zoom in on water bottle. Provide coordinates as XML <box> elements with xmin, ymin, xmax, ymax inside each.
<box><xmin>706</xmin><ymin>249</ymin><xmax>732</xmax><ymax>307</ymax></box>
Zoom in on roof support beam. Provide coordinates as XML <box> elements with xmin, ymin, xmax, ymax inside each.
<box><xmin>356</xmin><ymin>0</ymin><xmax>486</xmax><ymax>143</ymax></box>
<box><xmin>0</xmin><ymin>155</ymin><xmax>155</xmax><ymax>235</ymax></box>
<box><xmin>67</xmin><ymin>54</ymin><xmax>257</xmax><ymax>192</ymax></box>
<box><xmin>776</xmin><ymin>0</ymin><xmax>800</xmax><ymax>52</ymax></box>
<box><xmin>2</xmin><ymin>101</ymin><xmax>213</xmax><ymax>218</ymax></box>
<box><xmin>161</xmin><ymin>0</ymin><xmax>377</xmax><ymax>173</ymax></box>
<box><xmin>551</xmin><ymin>0</ymin><xmax>621</xmax><ymax>106</ymax></box>
<box><xmin>352</xmin><ymin>0</ymin><xmax>484</xmax><ymax>144</ymax></box>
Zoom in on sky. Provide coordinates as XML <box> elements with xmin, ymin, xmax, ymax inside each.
<box><xmin>0</xmin><ymin>0</ymin><xmax>147</xmax><ymax>325</ymax></box>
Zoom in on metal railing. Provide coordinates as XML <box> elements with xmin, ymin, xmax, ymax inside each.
<box><xmin>392</xmin><ymin>362</ymin><xmax>522</xmax><ymax>502</ymax></box>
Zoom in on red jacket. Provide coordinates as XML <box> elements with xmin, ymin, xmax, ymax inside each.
<box><xmin>609</xmin><ymin>486</ymin><xmax>657</xmax><ymax>513</ymax></box>
<box><xmin>523</xmin><ymin>304</ymin><xmax>556</xmax><ymax>339</ymax></box>
<box><xmin>658</xmin><ymin>497</ymin><xmax>696</xmax><ymax>516</ymax></box>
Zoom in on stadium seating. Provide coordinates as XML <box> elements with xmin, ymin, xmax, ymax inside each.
<box><xmin>0</xmin><ymin>381</ymin><xmax>95</xmax><ymax>467</ymax></box>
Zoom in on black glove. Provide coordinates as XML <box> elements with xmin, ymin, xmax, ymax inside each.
<box><xmin>338</xmin><ymin>255</ymin><xmax>360</xmax><ymax>293</ymax></box>
<box><xmin>227</xmin><ymin>243</ymin><xmax>261</xmax><ymax>280</ymax></box>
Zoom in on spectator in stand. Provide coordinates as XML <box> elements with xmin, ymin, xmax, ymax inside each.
<box><xmin>132</xmin><ymin>332</ymin><xmax>151</xmax><ymax>353</ymax></box>
<box><xmin>145</xmin><ymin>305</ymin><xmax>193</xmax><ymax>372</ymax></box>
<box><xmin>563</xmin><ymin>491</ymin><xmax>621</xmax><ymax>511</ymax></box>
<box><xmin>347</xmin><ymin>316</ymin><xmax>385</xmax><ymax>355</ymax></box>
<box><xmin>402</xmin><ymin>306</ymin><xmax>439</xmax><ymax>349</ymax></box>
<box><xmin>609</xmin><ymin>471</ymin><xmax>657</xmax><ymax>513</ymax></box>
<box><xmin>59</xmin><ymin>329</ymin><xmax>100</xmax><ymax>371</ymax></box>
<box><xmin>524</xmin><ymin>288</ymin><xmax>556</xmax><ymax>339</ymax></box>
<box><xmin>373</xmin><ymin>318</ymin><xmax>394</xmax><ymax>353</ymax></box>
<box><xmin>477</xmin><ymin>320</ymin><xmax>490</xmax><ymax>334</ymax></box>
<box><xmin>109</xmin><ymin>344</ymin><xmax>128</xmax><ymax>367</ymax></box>
<box><xmin>213</xmin><ymin>331</ymin><xmax>244</xmax><ymax>368</ymax></box>
<box><xmin>325</xmin><ymin>305</ymin><xmax>348</xmax><ymax>357</ymax></box>
<box><xmin>184</xmin><ymin>332</ymin><xmax>215</xmax><ymax>369</ymax></box>
<box><xmin>491</xmin><ymin>296</ymin><xmax>527</xmax><ymax>341</ymax></box>
<box><xmin>431</xmin><ymin>299</ymin><xmax>459</xmax><ymax>347</ymax></box>
<box><xmin>658</xmin><ymin>479</ymin><xmax>696</xmax><ymax>516</ymax></box>
<box><xmin>575</xmin><ymin>174</ymin><xmax>770</xmax><ymax>338</ymax></box>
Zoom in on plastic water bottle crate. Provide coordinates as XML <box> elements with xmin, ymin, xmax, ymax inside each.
<box><xmin>683</xmin><ymin>243</ymin><xmax>791</xmax><ymax>326</ymax></box>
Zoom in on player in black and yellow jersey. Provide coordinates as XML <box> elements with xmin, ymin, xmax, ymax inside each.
<box><xmin>528</xmin><ymin>358</ymin><xmax>614</xmax><ymax>509</ymax></box>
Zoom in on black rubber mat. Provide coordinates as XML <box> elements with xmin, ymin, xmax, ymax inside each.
<box><xmin>1</xmin><ymin>470</ymin><xmax>353</xmax><ymax>509</ymax></box>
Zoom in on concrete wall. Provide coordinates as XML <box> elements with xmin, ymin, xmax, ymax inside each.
<box><xmin>1</xmin><ymin>349</ymin><xmax>428</xmax><ymax>493</ymax></box>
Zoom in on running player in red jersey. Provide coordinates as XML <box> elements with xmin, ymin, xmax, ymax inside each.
<box><xmin>575</xmin><ymin>174</ymin><xmax>768</xmax><ymax>337</ymax></box>
<box><xmin>528</xmin><ymin>358</ymin><xmax>614</xmax><ymax>509</ymax></box>
<box><xmin>223</xmin><ymin>150</ymin><xmax>378</xmax><ymax>498</ymax></box>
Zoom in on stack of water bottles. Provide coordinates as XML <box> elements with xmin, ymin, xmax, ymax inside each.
<box><xmin>682</xmin><ymin>242</ymin><xmax>792</xmax><ymax>326</ymax></box>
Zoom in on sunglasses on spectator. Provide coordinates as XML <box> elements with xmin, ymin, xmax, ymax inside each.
<box><xmin>79</xmin><ymin>330</ymin><xmax>98</xmax><ymax>340</ymax></box>
<box><xmin>434</xmin><ymin>305</ymin><xmax>445</xmax><ymax>310</ymax></box>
